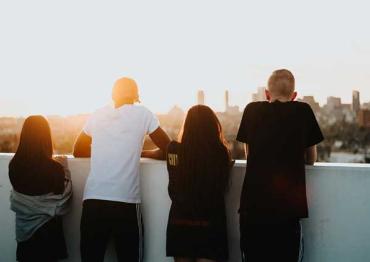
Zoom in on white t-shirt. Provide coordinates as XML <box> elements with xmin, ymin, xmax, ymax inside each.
<box><xmin>83</xmin><ymin>104</ymin><xmax>159</xmax><ymax>203</ymax></box>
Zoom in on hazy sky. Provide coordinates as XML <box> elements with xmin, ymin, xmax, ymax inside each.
<box><xmin>1</xmin><ymin>0</ymin><xmax>370</xmax><ymax>116</ymax></box>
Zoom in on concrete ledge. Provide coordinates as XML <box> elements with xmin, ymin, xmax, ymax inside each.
<box><xmin>1</xmin><ymin>154</ymin><xmax>370</xmax><ymax>261</ymax></box>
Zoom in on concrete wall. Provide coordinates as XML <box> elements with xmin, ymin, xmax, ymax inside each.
<box><xmin>1</xmin><ymin>154</ymin><xmax>370</xmax><ymax>261</ymax></box>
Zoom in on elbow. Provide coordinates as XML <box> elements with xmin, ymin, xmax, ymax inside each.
<box><xmin>160</xmin><ymin>140</ymin><xmax>171</xmax><ymax>154</ymax></box>
<box><xmin>157</xmin><ymin>150</ymin><xmax>166</xmax><ymax>160</ymax></box>
<box><xmin>73</xmin><ymin>151</ymin><xmax>81</xmax><ymax>158</ymax></box>
<box><xmin>305</xmin><ymin>158</ymin><xmax>316</xmax><ymax>166</ymax></box>
<box><xmin>72</xmin><ymin>147</ymin><xmax>81</xmax><ymax>158</ymax></box>
<box><xmin>73</xmin><ymin>148</ymin><xmax>90</xmax><ymax>158</ymax></box>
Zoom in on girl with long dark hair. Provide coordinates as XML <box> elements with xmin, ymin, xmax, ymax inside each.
<box><xmin>166</xmin><ymin>105</ymin><xmax>232</xmax><ymax>262</ymax></box>
<box><xmin>9</xmin><ymin>115</ymin><xmax>72</xmax><ymax>262</ymax></box>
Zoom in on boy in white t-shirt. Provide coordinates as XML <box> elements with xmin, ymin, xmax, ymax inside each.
<box><xmin>73</xmin><ymin>77</ymin><xmax>170</xmax><ymax>262</ymax></box>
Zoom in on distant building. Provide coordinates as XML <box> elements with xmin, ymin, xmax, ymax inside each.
<box><xmin>167</xmin><ymin>105</ymin><xmax>185</xmax><ymax>120</ymax></box>
<box><xmin>327</xmin><ymin>96</ymin><xmax>342</xmax><ymax>110</ymax></box>
<box><xmin>363</xmin><ymin>102</ymin><xmax>370</xmax><ymax>110</ymax></box>
<box><xmin>352</xmin><ymin>90</ymin><xmax>361</xmax><ymax>113</ymax></box>
<box><xmin>225</xmin><ymin>90</ymin><xmax>230</xmax><ymax>112</ymax></box>
<box><xmin>252</xmin><ymin>87</ymin><xmax>266</xmax><ymax>102</ymax></box>
<box><xmin>323</xmin><ymin>95</ymin><xmax>356</xmax><ymax>124</ymax></box>
<box><xmin>223</xmin><ymin>90</ymin><xmax>240</xmax><ymax>115</ymax></box>
<box><xmin>226</xmin><ymin>105</ymin><xmax>240</xmax><ymax>115</ymax></box>
<box><xmin>197</xmin><ymin>90</ymin><xmax>205</xmax><ymax>105</ymax></box>
<box><xmin>358</xmin><ymin>109</ymin><xmax>370</xmax><ymax>128</ymax></box>
<box><xmin>299</xmin><ymin>96</ymin><xmax>321</xmax><ymax>112</ymax></box>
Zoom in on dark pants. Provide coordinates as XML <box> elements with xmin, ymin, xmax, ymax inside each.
<box><xmin>17</xmin><ymin>216</ymin><xmax>67</xmax><ymax>262</ymax></box>
<box><xmin>240</xmin><ymin>219</ymin><xmax>302</xmax><ymax>262</ymax></box>
<box><xmin>80</xmin><ymin>199</ymin><xmax>143</xmax><ymax>262</ymax></box>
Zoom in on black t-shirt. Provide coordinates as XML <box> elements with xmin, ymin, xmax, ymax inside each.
<box><xmin>9</xmin><ymin>160</ymin><xmax>65</xmax><ymax>196</ymax></box>
<box><xmin>236</xmin><ymin>101</ymin><xmax>324</xmax><ymax>220</ymax></box>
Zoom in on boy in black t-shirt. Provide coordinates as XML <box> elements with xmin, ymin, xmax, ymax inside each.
<box><xmin>236</xmin><ymin>69</ymin><xmax>324</xmax><ymax>262</ymax></box>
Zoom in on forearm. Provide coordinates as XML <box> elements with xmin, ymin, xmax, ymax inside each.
<box><xmin>73</xmin><ymin>145</ymin><xmax>91</xmax><ymax>158</ymax></box>
<box><xmin>73</xmin><ymin>132</ymin><xmax>92</xmax><ymax>158</ymax></box>
<box><xmin>244</xmin><ymin>144</ymin><xmax>249</xmax><ymax>159</ymax></box>
<box><xmin>141</xmin><ymin>149</ymin><xmax>165</xmax><ymax>160</ymax></box>
<box><xmin>305</xmin><ymin>145</ymin><xmax>317</xmax><ymax>165</ymax></box>
<box><xmin>305</xmin><ymin>157</ymin><xmax>316</xmax><ymax>165</ymax></box>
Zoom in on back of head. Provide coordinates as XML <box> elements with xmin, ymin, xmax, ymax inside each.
<box><xmin>268</xmin><ymin>69</ymin><xmax>295</xmax><ymax>98</ymax></box>
<box><xmin>10</xmin><ymin>115</ymin><xmax>53</xmax><ymax>170</ymax></box>
<box><xmin>178</xmin><ymin>105</ymin><xmax>231</xmax><ymax>213</ymax></box>
<box><xmin>181</xmin><ymin>105</ymin><xmax>224</xmax><ymax>148</ymax></box>
<box><xmin>112</xmin><ymin>77</ymin><xmax>140</xmax><ymax>105</ymax></box>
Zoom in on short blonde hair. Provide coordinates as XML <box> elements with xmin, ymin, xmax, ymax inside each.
<box><xmin>268</xmin><ymin>69</ymin><xmax>295</xmax><ymax>97</ymax></box>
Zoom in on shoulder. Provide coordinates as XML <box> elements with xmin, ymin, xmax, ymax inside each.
<box><xmin>49</xmin><ymin>160</ymin><xmax>65</xmax><ymax>176</ymax></box>
<box><xmin>241</xmin><ymin>102</ymin><xmax>268</xmax><ymax>120</ymax></box>
<box><xmin>243</xmin><ymin>101</ymin><xmax>267</xmax><ymax>112</ymax></box>
<box><xmin>292</xmin><ymin>101</ymin><xmax>310</xmax><ymax>108</ymax></box>
<box><xmin>98</xmin><ymin>105</ymin><xmax>115</xmax><ymax>116</ymax></box>
<box><xmin>133</xmin><ymin>104</ymin><xmax>151</xmax><ymax>112</ymax></box>
<box><xmin>130</xmin><ymin>105</ymin><xmax>156</xmax><ymax>117</ymax></box>
<box><xmin>244</xmin><ymin>101</ymin><xmax>261</xmax><ymax>110</ymax></box>
<box><xmin>292</xmin><ymin>101</ymin><xmax>314</xmax><ymax>114</ymax></box>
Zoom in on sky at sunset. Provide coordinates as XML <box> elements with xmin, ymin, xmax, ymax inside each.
<box><xmin>1</xmin><ymin>0</ymin><xmax>370</xmax><ymax>116</ymax></box>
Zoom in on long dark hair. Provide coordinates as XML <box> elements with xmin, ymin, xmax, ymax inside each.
<box><xmin>9</xmin><ymin>115</ymin><xmax>54</xmax><ymax>171</ymax></box>
<box><xmin>178</xmin><ymin>105</ymin><xmax>231</xmax><ymax>215</ymax></box>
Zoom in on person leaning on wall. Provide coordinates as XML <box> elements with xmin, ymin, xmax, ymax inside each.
<box><xmin>165</xmin><ymin>105</ymin><xmax>234</xmax><ymax>262</ymax></box>
<box><xmin>73</xmin><ymin>77</ymin><xmax>171</xmax><ymax>262</ymax></box>
<box><xmin>9</xmin><ymin>115</ymin><xmax>72</xmax><ymax>262</ymax></box>
<box><xmin>236</xmin><ymin>69</ymin><xmax>324</xmax><ymax>262</ymax></box>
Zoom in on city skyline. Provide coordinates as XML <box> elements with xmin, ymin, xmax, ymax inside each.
<box><xmin>1</xmin><ymin>0</ymin><xmax>370</xmax><ymax>116</ymax></box>
<box><xmin>1</xmin><ymin>86</ymin><xmax>370</xmax><ymax>117</ymax></box>
<box><xmin>1</xmin><ymin>87</ymin><xmax>369</xmax><ymax>118</ymax></box>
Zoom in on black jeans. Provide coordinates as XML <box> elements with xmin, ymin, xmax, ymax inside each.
<box><xmin>240</xmin><ymin>218</ymin><xmax>302</xmax><ymax>262</ymax></box>
<box><xmin>17</xmin><ymin>216</ymin><xmax>67</xmax><ymax>262</ymax></box>
<box><xmin>80</xmin><ymin>199</ymin><xmax>143</xmax><ymax>262</ymax></box>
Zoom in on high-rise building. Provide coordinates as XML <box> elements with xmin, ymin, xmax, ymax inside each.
<box><xmin>327</xmin><ymin>96</ymin><xmax>342</xmax><ymax>110</ymax></box>
<box><xmin>252</xmin><ymin>87</ymin><xmax>266</xmax><ymax>102</ymax></box>
<box><xmin>223</xmin><ymin>90</ymin><xmax>240</xmax><ymax>115</ymax></box>
<box><xmin>352</xmin><ymin>90</ymin><xmax>361</xmax><ymax>113</ymax></box>
<box><xmin>225</xmin><ymin>90</ymin><xmax>229</xmax><ymax>112</ymax></box>
<box><xmin>197</xmin><ymin>90</ymin><xmax>205</xmax><ymax>105</ymax></box>
<box><xmin>358</xmin><ymin>109</ymin><xmax>370</xmax><ymax>128</ymax></box>
<box><xmin>363</xmin><ymin>102</ymin><xmax>370</xmax><ymax>110</ymax></box>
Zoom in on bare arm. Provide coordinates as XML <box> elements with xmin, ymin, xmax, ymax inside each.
<box><xmin>305</xmin><ymin>145</ymin><xmax>317</xmax><ymax>165</ymax></box>
<box><xmin>73</xmin><ymin>131</ymin><xmax>92</xmax><ymax>158</ymax></box>
<box><xmin>244</xmin><ymin>144</ymin><xmax>249</xmax><ymax>159</ymax></box>
<box><xmin>141</xmin><ymin>127</ymin><xmax>171</xmax><ymax>160</ymax></box>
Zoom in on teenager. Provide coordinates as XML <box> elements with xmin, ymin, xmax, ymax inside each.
<box><xmin>73</xmin><ymin>77</ymin><xmax>171</xmax><ymax>262</ymax></box>
<box><xmin>237</xmin><ymin>69</ymin><xmax>324</xmax><ymax>261</ymax></box>
<box><xmin>166</xmin><ymin>105</ymin><xmax>232</xmax><ymax>262</ymax></box>
<box><xmin>9</xmin><ymin>115</ymin><xmax>72</xmax><ymax>262</ymax></box>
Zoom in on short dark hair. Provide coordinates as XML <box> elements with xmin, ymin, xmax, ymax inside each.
<box><xmin>268</xmin><ymin>69</ymin><xmax>295</xmax><ymax>97</ymax></box>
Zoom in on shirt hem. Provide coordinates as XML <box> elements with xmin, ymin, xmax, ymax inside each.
<box><xmin>83</xmin><ymin>195</ymin><xmax>141</xmax><ymax>204</ymax></box>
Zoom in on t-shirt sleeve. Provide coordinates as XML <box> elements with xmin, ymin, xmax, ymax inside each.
<box><xmin>304</xmin><ymin>105</ymin><xmax>324</xmax><ymax>147</ymax></box>
<box><xmin>146</xmin><ymin>110</ymin><xmax>160</xmax><ymax>135</ymax></box>
<box><xmin>236</xmin><ymin>103</ymin><xmax>254</xmax><ymax>143</ymax></box>
<box><xmin>83</xmin><ymin>115</ymin><xmax>94</xmax><ymax>136</ymax></box>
